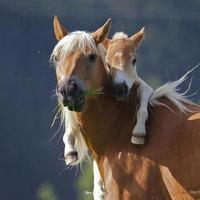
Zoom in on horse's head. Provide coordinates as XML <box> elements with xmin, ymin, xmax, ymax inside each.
<box><xmin>51</xmin><ymin>16</ymin><xmax>111</xmax><ymax>112</ymax></box>
<box><xmin>106</xmin><ymin>28</ymin><xmax>145</xmax><ymax>100</ymax></box>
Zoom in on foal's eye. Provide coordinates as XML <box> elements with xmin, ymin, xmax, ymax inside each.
<box><xmin>132</xmin><ymin>58</ymin><xmax>137</xmax><ymax>65</ymax></box>
<box><xmin>88</xmin><ymin>53</ymin><xmax>97</xmax><ymax>62</ymax></box>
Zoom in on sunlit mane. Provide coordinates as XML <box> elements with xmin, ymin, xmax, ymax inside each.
<box><xmin>112</xmin><ymin>32</ymin><xmax>128</xmax><ymax>40</ymax></box>
<box><xmin>150</xmin><ymin>64</ymin><xmax>200</xmax><ymax>112</ymax></box>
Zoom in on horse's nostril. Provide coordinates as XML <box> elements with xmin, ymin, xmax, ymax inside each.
<box><xmin>71</xmin><ymin>81</ymin><xmax>78</xmax><ymax>92</ymax></box>
<box><xmin>113</xmin><ymin>85</ymin><xmax>118</xmax><ymax>94</ymax></box>
<box><xmin>73</xmin><ymin>82</ymin><xmax>78</xmax><ymax>91</ymax></box>
<box><xmin>61</xmin><ymin>89</ymin><xmax>67</xmax><ymax>98</ymax></box>
<box><xmin>123</xmin><ymin>84</ymin><xmax>128</xmax><ymax>95</ymax></box>
<box><xmin>67</xmin><ymin>80</ymin><xmax>78</xmax><ymax>96</ymax></box>
<box><xmin>69</xmin><ymin>80</ymin><xmax>76</xmax><ymax>87</ymax></box>
<box><xmin>113</xmin><ymin>82</ymin><xmax>129</xmax><ymax>100</ymax></box>
<box><xmin>113</xmin><ymin>83</ymin><xmax>127</xmax><ymax>94</ymax></box>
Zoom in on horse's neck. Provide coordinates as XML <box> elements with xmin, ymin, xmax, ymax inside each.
<box><xmin>77</xmin><ymin>77</ymin><xmax>140</xmax><ymax>161</ymax></box>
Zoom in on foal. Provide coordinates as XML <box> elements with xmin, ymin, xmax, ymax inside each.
<box><xmin>106</xmin><ymin>29</ymin><xmax>153</xmax><ymax>145</ymax></box>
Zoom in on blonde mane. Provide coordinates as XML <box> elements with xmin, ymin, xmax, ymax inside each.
<box><xmin>112</xmin><ymin>32</ymin><xmax>128</xmax><ymax>40</ymax></box>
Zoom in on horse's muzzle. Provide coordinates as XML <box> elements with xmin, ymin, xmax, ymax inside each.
<box><xmin>113</xmin><ymin>82</ymin><xmax>129</xmax><ymax>101</ymax></box>
<box><xmin>57</xmin><ymin>77</ymin><xmax>85</xmax><ymax>112</ymax></box>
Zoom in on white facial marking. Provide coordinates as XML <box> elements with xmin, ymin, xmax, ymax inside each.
<box><xmin>114</xmin><ymin>70</ymin><xmax>132</xmax><ymax>88</ymax></box>
<box><xmin>114</xmin><ymin>52</ymin><xmax>124</xmax><ymax>70</ymax></box>
<box><xmin>114</xmin><ymin>64</ymin><xmax>137</xmax><ymax>89</ymax></box>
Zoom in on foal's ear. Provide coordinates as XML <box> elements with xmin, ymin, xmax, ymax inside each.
<box><xmin>53</xmin><ymin>16</ymin><xmax>69</xmax><ymax>41</ymax></box>
<box><xmin>130</xmin><ymin>27</ymin><xmax>145</xmax><ymax>49</ymax></box>
<box><xmin>92</xmin><ymin>18</ymin><xmax>112</xmax><ymax>44</ymax></box>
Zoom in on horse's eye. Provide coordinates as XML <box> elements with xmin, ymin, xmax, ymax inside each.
<box><xmin>88</xmin><ymin>53</ymin><xmax>97</xmax><ymax>62</ymax></box>
<box><xmin>132</xmin><ymin>58</ymin><xmax>137</xmax><ymax>65</ymax></box>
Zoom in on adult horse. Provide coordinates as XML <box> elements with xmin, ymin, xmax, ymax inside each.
<box><xmin>51</xmin><ymin>17</ymin><xmax>200</xmax><ymax>200</ymax></box>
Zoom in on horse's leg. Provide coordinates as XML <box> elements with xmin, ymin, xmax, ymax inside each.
<box><xmin>132</xmin><ymin>79</ymin><xmax>153</xmax><ymax>145</ymax></box>
<box><xmin>159</xmin><ymin>165</ymin><xmax>195</xmax><ymax>200</ymax></box>
<box><xmin>93</xmin><ymin>160</ymin><xmax>105</xmax><ymax>200</ymax></box>
<box><xmin>63</xmin><ymin>126</ymin><xmax>78</xmax><ymax>165</ymax></box>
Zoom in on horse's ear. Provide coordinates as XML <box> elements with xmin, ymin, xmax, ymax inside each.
<box><xmin>53</xmin><ymin>16</ymin><xmax>69</xmax><ymax>41</ymax></box>
<box><xmin>130</xmin><ymin>27</ymin><xmax>145</xmax><ymax>49</ymax></box>
<box><xmin>92</xmin><ymin>18</ymin><xmax>111</xmax><ymax>44</ymax></box>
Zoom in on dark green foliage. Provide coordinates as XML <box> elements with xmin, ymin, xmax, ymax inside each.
<box><xmin>36</xmin><ymin>182</ymin><xmax>59</xmax><ymax>200</ymax></box>
<box><xmin>76</xmin><ymin>163</ymin><xmax>94</xmax><ymax>200</ymax></box>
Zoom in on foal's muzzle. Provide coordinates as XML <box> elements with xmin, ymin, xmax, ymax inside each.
<box><xmin>113</xmin><ymin>81</ymin><xmax>129</xmax><ymax>101</ymax></box>
<box><xmin>57</xmin><ymin>77</ymin><xmax>85</xmax><ymax>112</ymax></box>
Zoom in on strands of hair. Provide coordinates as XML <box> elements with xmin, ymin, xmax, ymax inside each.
<box><xmin>150</xmin><ymin>63</ymin><xmax>200</xmax><ymax>113</ymax></box>
<box><xmin>112</xmin><ymin>32</ymin><xmax>128</xmax><ymax>40</ymax></box>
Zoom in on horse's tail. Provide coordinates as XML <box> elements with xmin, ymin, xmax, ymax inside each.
<box><xmin>150</xmin><ymin>63</ymin><xmax>200</xmax><ymax>112</ymax></box>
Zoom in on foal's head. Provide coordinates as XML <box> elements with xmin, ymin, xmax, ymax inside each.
<box><xmin>51</xmin><ymin>16</ymin><xmax>111</xmax><ymax>112</ymax></box>
<box><xmin>106</xmin><ymin>28</ymin><xmax>145</xmax><ymax>100</ymax></box>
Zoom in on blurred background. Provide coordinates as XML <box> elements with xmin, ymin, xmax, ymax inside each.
<box><xmin>0</xmin><ymin>0</ymin><xmax>199</xmax><ymax>199</ymax></box>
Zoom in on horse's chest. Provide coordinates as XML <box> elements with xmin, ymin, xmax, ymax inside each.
<box><xmin>102</xmin><ymin>153</ymin><xmax>171</xmax><ymax>200</ymax></box>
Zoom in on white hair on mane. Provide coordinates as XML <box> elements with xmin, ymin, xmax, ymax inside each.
<box><xmin>150</xmin><ymin>63</ymin><xmax>200</xmax><ymax>112</ymax></box>
<box><xmin>112</xmin><ymin>32</ymin><xmax>128</xmax><ymax>40</ymax></box>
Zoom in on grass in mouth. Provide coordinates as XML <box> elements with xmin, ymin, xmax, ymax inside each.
<box><xmin>81</xmin><ymin>87</ymin><xmax>104</xmax><ymax>97</ymax></box>
<box><xmin>52</xmin><ymin>88</ymin><xmax>104</xmax><ymax>116</ymax></box>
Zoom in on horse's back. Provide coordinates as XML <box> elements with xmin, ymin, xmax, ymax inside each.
<box><xmin>103</xmin><ymin>101</ymin><xmax>200</xmax><ymax>200</ymax></box>
<box><xmin>148</xmin><ymin>102</ymin><xmax>200</xmax><ymax>198</ymax></box>
<box><xmin>163</xmin><ymin>104</ymin><xmax>200</xmax><ymax>190</ymax></box>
